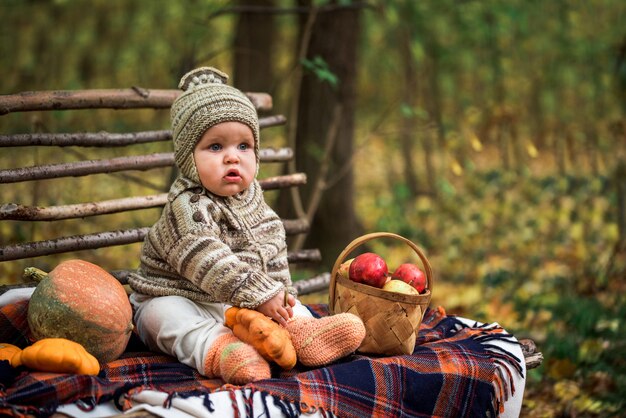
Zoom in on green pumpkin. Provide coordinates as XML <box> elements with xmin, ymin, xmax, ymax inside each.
<box><xmin>26</xmin><ymin>260</ymin><xmax>133</xmax><ymax>363</ymax></box>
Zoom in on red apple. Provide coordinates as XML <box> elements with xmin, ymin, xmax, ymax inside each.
<box><xmin>391</xmin><ymin>263</ymin><xmax>427</xmax><ymax>293</ymax></box>
<box><xmin>349</xmin><ymin>252</ymin><xmax>389</xmax><ymax>288</ymax></box>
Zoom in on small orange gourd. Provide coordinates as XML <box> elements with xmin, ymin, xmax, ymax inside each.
<box><xmin>0</xmin><ymin>343</ymin><xmax>23</xmax><ymax>367</ymax></box>
<box><xmin>16</xmin><ymin>338</ymin><xmax>100</xmax><ymax>375</ymax></box>
<box><xmin>225</xmin><ymin>307</ymin><xmax>297</xmax><ymax>370</ymax></box>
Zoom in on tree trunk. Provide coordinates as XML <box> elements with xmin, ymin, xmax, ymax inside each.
<box><xmin>233</xmin><ymin>0</ymin><xmax>276</xmax><ymax>92</ymax></box>
<box><xmin>399</xmin><ymin>27</ymin><xmax>421</xmax><ymax>198</ymax></box>
<box><xmin>485</xmin><ymin>10</ymin><xmax>509</xmax><ymax>171</ymax></box>
<box><xmin>529</xmin><ymin>77</ymin><xmax>546</xmax><ymax>150</ymax></box>
<box><xmin>424</xmin><ymin>39</ymin><xmax>445</xmax><ymax>153</ymax></box>
<box><xmin>617</xmin><ymin>35</ymin><xmax>626</xmax><ymax>113</ymax></box>
<box><xmin>293</xmin><ymin>0</ymin><xmax>363</xmax><ymax>268</ymax></box>
<box><xmin>616</xmin><ymin>161</ymin><xmax>626</xmax><ymax>246</ymax></box>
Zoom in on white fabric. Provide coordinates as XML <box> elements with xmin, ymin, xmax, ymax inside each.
<box><xmin>0</xmin><ymin>286</ymin><xmax>35</xmax><ymax>305</ymax></box>
<box><xmin>129</xmin><ymin>293</ymin><xmax>313</xmax><ymax>374</ymax></box>
<box><xmin>57</xmin><ymin>389</ymin><xmax>332</xmax><ymax>418</ymax></box>
<box><xmin>456</xmin><ymin>317</ymin><xmax>525</xmax><ymax>418</ymax></box>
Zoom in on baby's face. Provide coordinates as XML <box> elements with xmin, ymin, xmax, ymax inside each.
<box><xmin>193</xmin><ymin>121</ymin><xmax>257</xmax><ymax>196</ymax></box>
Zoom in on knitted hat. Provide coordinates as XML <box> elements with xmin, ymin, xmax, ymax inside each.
<box><xmin>171</xmin><ymin>67</ymin><xmax>260</xmax><ymax>183</ymax></box>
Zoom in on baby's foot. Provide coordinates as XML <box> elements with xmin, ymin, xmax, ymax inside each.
<box><xmin>204</xmin><ymin>333</ymin><xmax>270</xmax><ymax>384</ymax></box>
<box><xmin>286</xmin><ymin>314</ymin><xmax>365</xmax><ymax>367</ymax></box>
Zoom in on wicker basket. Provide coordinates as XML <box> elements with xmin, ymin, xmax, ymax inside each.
<box><xmin>329</xmin><ymin>232</ymin><xmax>433</xmax><ymax>356</ymax></box>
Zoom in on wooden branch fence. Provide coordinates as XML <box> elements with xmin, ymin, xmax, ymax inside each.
<box><xmin>0</xmin><ymin>88</ymin><xmax>320</xmax><ymax>269</ymax></box>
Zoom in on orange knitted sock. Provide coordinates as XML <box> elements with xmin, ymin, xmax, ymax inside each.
<box><xmin>285</xmin><ymin>313</ymin><xmax>366</xmax><ymax>367</ymax></box>
<box><xmin>204</xmin><ymin>333</ymin><xmax>271</xmax><ymax>384</ymax></box>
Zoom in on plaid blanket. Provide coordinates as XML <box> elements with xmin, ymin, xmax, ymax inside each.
<box><xmin>1</xmin><ymin>299</ymin><xmax>522</xmax><ymax>418</ymax></box>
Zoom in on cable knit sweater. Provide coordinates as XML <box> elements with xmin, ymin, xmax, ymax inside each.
<box><xmin>128</xmin><ymin>177</ymin><xmax>294</xmax><ymax>308</ymax></box>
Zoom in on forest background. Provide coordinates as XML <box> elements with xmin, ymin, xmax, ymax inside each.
<box><xmin>1</xmin><ymin>0</ymin><xmax>626</xmax><ymax>416</ymax></box>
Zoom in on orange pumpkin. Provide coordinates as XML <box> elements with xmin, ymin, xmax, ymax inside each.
<box><xmin>26</xmin><ymin>260</ymin><xmax>133</xmax><ymax>363</ymax></box>
<box><xmin>18</xmin><ymin>338</ymin><xmax>100</xmax><ymax>375</ymax></box>
<box><xmin>0</xmin><ymin>343</ymin><xmax>22</xmax><ymax>367</ymax></box>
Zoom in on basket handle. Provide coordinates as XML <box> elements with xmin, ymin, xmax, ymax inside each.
<box><xmin>328</xmin><ymin>232</ymin><xmax>434</xmax><ymax>313</ymax></box>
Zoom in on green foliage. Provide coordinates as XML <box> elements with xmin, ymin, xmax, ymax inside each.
<box><xmin>300</xmin><ymin>56</ymin><xmax>339</xmax><ymax>88</ymax></box>
<box><xmin>400</xmin><ymin>103</ymin><xmax>429</xmax><ymax>120</ymax></box>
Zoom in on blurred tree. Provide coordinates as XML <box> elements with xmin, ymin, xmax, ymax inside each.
<box><xmin>233</xmin><ymin>0</ymin><xmax>276</xmax><ymax>92</ymax></box>
<box><xmin>617</xmin><ymin>35</ymin><xmax>626</xmax><ymax>111</ymax></box>
<box><xmin>396</xmin><ymin>1</ymin><xmax>429</xmax><ymax>197</ymax></box>
<box><xmin>293</xmin><ymin>0</ymin><xmax>364</xmax><ymax>267</ymax></box>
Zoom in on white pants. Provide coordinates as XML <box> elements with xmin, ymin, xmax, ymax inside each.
<box><xmin>129</xmin><ymin>293</ymin><xmax>313</xmax><ymax>374</ymax></box>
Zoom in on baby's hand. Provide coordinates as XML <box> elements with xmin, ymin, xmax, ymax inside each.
<box><xmin>256</xmin><ymin>291</ymin><xmax>295</xmax><ymax>326</ymax></box>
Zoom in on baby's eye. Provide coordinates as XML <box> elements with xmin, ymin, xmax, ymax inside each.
<box><xmin>238</xmin><ymin>143</ymin><xmax>250</xmax><ymax>151</ymax></box>
<box><xmin>209</xmin><ymin>144</ymin><xmax>222</xmax><ymax>151</ymax></box>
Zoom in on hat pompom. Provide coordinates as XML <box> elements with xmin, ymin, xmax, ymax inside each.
<box><xmin>178</xmin><ymin>67</ymin><xmax>229</xmax><ymax>92</ymax></box>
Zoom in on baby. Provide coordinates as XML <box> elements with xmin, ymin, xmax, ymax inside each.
<box><xmin>128</xmin><ymin>67</ymin><xmax>365</xmax><ymax>384</ymax></box>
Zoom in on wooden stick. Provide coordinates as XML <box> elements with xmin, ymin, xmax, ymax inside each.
<box><xmin>0</xmin><ymin>192</ymin><xmax>310</xmax><ymax>232</ymax></box>
<box><xmin>519</xmin><ymin>338</ymin><xmax>543</xmax><ymax>370</ymax></box>
<box><xmin>0</xmin><ymin>228</ymin><xmax>151</xmax><ymax>261</ymax></box>
<box><xmin>0</xmin><ymin>150</ymin><xmax>296</xmax><ymax>184</ymax></box>
<box><xmin>293</xmin><ymin>272</ymin><xmax>330</xmax><ymax>295</ymax></box>
<box><xmin>524</xmin><ymin>352</ymin><xmax>544</xmax><ymax>370</ymax></box>
<box><xmin>258</xmin><ymin>172</ymin><xmax>306</xmax><ymax>190</ymax></box>
<box><xmin>0</xmin><ymin>116</ymin><xmax>286</xmax><ymax>147</ymax></box>
<box><xmin>0</xmin><ymin>130</ymin><xmax>171</xmax><ymax>147</ymax></box>
<box><xmin>209</xmin><ymin>2</ymin><xmax>371</xmax><ymax>17</ymax></box>
<box><xmin>0</xmin><ymin>153</ymin><xmax>174</xmax><ymax>183</ymax></box>
<box><xmin>0</xmin><ymin>89</ymin><xmax>273</xmax><ymax>114</ymax></box>
<box><xmin>0</xmin><ymin>226</ymin><xmax>320</xmax><ymax>262</ymax></box>
<box><xmin>1</xmin><ymin>271</ymin><xmax>328</xmax><ymax>296</ymax></box>
<box><xmin>285</xmin><ymin>249</ymin><xmax>321</xmax><ymax>263</ymax></box>
<box><xmin>281</xmin><ymin>218</ymin><xmax>310</xmax><ymax>235</ymax></box>
<box><xmin>259</xmin><ymin>114</ymin><xmax>288</xmax><ymax>129</ymax></box>
<box><xmin>518</xmin><ymin>338</ymin><xmax>537</xmax><ymax>357</ymax></box>
<box><xmin>258</xmin><ymin>147</ymin><xmax>294</xmax><ymax>162</ymax></box>
<box><xmin>0</xmin><ymin>195</ymin><xmax>169</xmax><ymax>220</ymax></box>
<box><xmin>0</xmin><ymin>173</ymin><xmax>306</xmax><ymax>220</ymax></box>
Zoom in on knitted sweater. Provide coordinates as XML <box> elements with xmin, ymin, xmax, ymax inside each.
<box><xmin>128</xmin><ymin>177</ymin><xmax>294</xmax><ymax>308</ymax></box>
